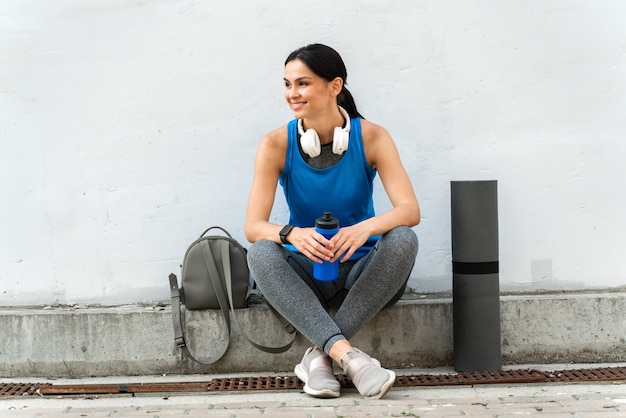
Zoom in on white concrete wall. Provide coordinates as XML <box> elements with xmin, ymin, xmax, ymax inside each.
<box><xmin>2</xmin><ymin>1</ymin><xmax>625</xmax><ymax>306</ymax></box>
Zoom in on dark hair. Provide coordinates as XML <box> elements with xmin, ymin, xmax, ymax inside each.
<box><xmin>285</xmin><ymin>44</ymin><xmax>364</xmax><ymax>119</ymax></box>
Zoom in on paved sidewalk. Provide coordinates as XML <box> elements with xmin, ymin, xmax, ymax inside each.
<box><xmin>2</xmin><ymin>366</ymin><xmax>626</xmax><ymax>417</ymax></box>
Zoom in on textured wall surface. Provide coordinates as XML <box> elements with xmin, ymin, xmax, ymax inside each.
<box><xmin>1</xmin><ymin>1</ymin><xmax>625</xmax><ymax>306</ymax></box>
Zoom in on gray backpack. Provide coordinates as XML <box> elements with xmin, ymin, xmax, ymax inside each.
<box><xmin>169</xmin><ymin>226</ymin><xmax>295</xmax><ymax>364</ymax></box>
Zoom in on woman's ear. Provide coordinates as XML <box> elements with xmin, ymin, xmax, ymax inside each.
<box><xmin>330</xmin><ymin>77</ymin><xmax>344</xmax><ymax>97</ymax></box>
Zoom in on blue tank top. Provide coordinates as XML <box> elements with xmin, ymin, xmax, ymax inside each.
<box><xmin>279</xmin><ymin>117</ymin><xmax>380</xmax><ymax>260</ymax></box>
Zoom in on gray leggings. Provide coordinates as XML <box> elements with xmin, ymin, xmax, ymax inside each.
<box><xmin>247</xmin><ymin>226</ymin><xmax>418</xmax><ymax>354</ymax></box>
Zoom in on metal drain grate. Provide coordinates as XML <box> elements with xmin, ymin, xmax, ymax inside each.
<box><xmin>0</xmin><ymin>382</ymin><xmax>50</xmax><ymax>397</ymax></box>
<box><xmin>2</xmin><ymin>367</ymin><xmax>625</xmax><ymax>398</ymax></box>
<box><xmin>396</xmin><ymin>369</ymin><xmax>547</xmax><ymax>386</ymax></box>
<box><xmin>34</xmin><ymin>382</ymin><xmax>210</xmax><ymax>396</ymax></box>
<box><xmin>542</xmin><ymin>367</ymin><xmax>626</xmax><ymax>382</ymax></box>
<box><xmin>208</xmin><ymin>376</ymin><xmax>303</xmax><ymax>391</ymax></box>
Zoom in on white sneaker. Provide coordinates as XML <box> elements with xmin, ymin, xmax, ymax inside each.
<box><xmin>294</xmin><ymin>347</ymin><xmax>341</xmax><ymax>398</ymax></box>
<box><xmin>341</xmin><ymin>349</ymin><xmax>395</xmax><ymax>399</ymax></box>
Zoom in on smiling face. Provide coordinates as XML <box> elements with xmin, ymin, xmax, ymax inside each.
<box><xmin>284</xmin><ymin>58</ymin><xmax>342</xmax><ymax>121</ymax></box>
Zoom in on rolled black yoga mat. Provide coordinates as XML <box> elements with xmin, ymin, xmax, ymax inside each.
<box><xmin>451</xmin><ymin>180</ymin><xmax>502</xmax><ymax>371</ymax></box>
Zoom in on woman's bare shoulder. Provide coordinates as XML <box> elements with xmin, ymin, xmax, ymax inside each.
<box><xmin>259</xmin><ymin>124</ymin><xmax>289</xmax><ymax>152</ymax></box>
<box><xmin>359</xmin><ymin>118</ymin><xmax>391</xmax><ymax>141</ymax></box>
<box><xmin>254</xmin><ymin>124</ymin><xmax>290</xmax><ymax>173</ymax></box>
<box><xmin>358</xmin><ymin>119</ymin><xmax>396</xmax><ymax>168</ymax></box>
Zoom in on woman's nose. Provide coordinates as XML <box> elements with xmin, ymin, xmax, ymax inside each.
<box><xmin>287</xmin><ymin>86</ymin><xmax>299</xmax><ymax>98</ymax></box>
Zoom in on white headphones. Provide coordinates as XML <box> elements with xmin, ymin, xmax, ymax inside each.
<box><xmin>298</xmin><ymin>106</ymin><xmax>351</xmax><ymax>157</ymax></box>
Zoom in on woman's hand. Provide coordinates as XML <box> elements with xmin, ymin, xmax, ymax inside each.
<box><xmin>286</xmin><ymin>227</ymin><xmax>335</xmax><ymax>263</ymax></box>
<box><xmin>328</xmin><ymin>222</ymin><xmax>373</xmax><ymax>263</ymax></box>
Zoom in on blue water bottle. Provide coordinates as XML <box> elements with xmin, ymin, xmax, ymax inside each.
<box><xmin>314</xmin><ymin>212</ymin><xmax>340</xmax><ymax>281</ymax></box>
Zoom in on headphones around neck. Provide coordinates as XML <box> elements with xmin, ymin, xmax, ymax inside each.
<box><xmin>298</xmin><ymin>106</ymin><xmax>351</xmax><ymax>157</ymax></box>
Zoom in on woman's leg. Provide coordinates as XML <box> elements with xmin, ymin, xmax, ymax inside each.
<box><xmin>248</xmin><ymin>228</ymin><xmax>418</xmax><ymax>355</ymax></box>
<box><xmin>324</xmin><ymin>227</ymin><xmax>418</xmax><ymax>399</ymax></box>
<box><xmin>247</xmin><ymin>240</ymin><xmax>346</xmax><ymax>351</ymax></box>
<box><xmin>329</xmin><ymin>226</ymin><xmax>418</xmax><ymax>350</ymax></box>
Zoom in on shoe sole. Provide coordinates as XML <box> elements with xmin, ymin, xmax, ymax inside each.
<box><xmin>294</xmin><ymin>363</ymin><xmax>340</xmax><ymax>398</ymax></box>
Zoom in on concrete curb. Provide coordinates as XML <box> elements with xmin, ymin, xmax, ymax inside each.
<box><xmin>1</xmin><ymin>292</ymin><xmax>625</xmax><ymax>378</ymax></box>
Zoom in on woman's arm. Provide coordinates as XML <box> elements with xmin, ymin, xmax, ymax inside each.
<box><xmin>244</xmin><ymin>126</ymin><xmax>288</xmax><ymax>244</ymax></box>
<box><xmin>362</xmin><ymin>119</ymin><xmax>421</xmax><ymax>232</ymax></box>
<box><xmin>329</xmin><ymin>119</ymin><xmax>421</xmax><ymax>262</ymax></box>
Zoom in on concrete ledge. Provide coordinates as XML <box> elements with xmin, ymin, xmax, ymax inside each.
<box><xmin>1</xmin><ymin>292</ymin><xmax>625</xmax><ymax>378</ymax></box>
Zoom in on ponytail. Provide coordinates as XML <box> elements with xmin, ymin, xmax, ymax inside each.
<box><xmin>338</xmin><ymin>86</ymin><xmax>364</xmax><ymax>119</ymax></box>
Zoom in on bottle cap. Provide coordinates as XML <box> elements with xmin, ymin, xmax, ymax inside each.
<box><xmin>315</xmin><ymin>212</ymin><xmax>339</xmax><ymax>229</ymax></box>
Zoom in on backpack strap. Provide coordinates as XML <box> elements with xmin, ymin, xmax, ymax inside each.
<box><xmin>196</xmin><ymin>239</ymin><xmax>233</xmax><ymax>363</ymax></box>
<box><xmin>200</xmin><ymin>226</ymin><xmax>232</xmax><ymax>239</ymax></box>
<box><xmin>219</xmin><ymin>240</ymin><xmax>296</xmax><ymax>353</ymax></box>
<box><xmin>169</xmin><ymin>273</ymin><xmax>185</xmax><ymax>348</ymax></box>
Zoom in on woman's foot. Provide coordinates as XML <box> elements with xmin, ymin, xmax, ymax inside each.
<box><xmin>294</xmin><ymin>347</ymin><xmax>341</xmax><ymax>398</ymax></box>
<box><xmin>341</xmin><ymin>349</ymin><xmax>395</xmax><ymax>399</ymax></box>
